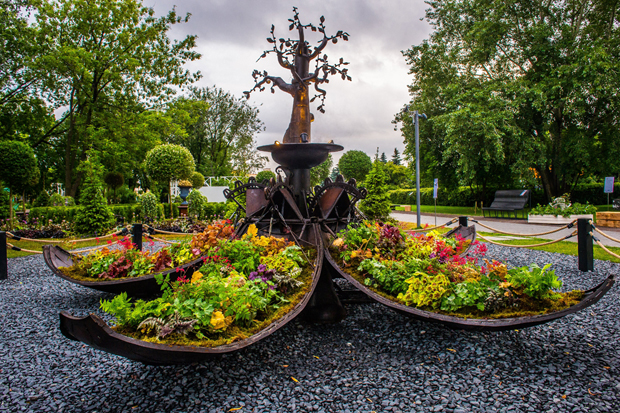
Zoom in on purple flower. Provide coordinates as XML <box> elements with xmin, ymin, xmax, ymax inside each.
<box><xmin>257</xmin><ymin>264</ymin><xmax>266</xmax><ymax>272</ymax></box>
<box><xmin>269</xmin><ymin>285</ymin><xmax>275</xmax><ymax>291</ymax></box>
<box><xmin>249</xmin><ymin>271</ymin><xmax>258</xmax><ymax>280</ymax></box>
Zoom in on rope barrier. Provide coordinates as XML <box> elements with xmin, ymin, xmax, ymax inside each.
<box><xmin>594</xmin><ymin>238</ymin><xmax>620</xmax><ymax>260</ymax></box>
<box><xmin>6</xmin><ymin>228</ymin><xmax>126</xmax><ymax>244</ymax></box>
<box><xmin>142</xmin><ymin>225</ymin><xmax>194</xmax><ymax>236</ymax></box>
<box><xmin>407</xmin><ymin>218</ymin><xmax>458</xmax><ymax>233</ymax></box>
<box><xmin>476</xmin><ymin>230</ymin><xmax>577</xmax><ymax>248</ymax></box>
<box><xmin>592</xmin><ymin>226</ymin><xmax>620</xmax><ymax>245</ymax></box>
<box><xmin>143</xmin><ymin>233</ymin><xmax>181</xmax><ymax>245</ymax></box>
<box><xmin>468</xmin><ymin>218</ymin><xmax>575</xmax><ymax>237</ymax></box>
<box><xmin>6</xmin><ymin>242</ymin><xmax>43</xmax><ymax>254</ymax></box>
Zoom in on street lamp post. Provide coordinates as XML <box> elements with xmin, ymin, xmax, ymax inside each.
<box><xmin>407</xmin><ymin>107</ymin><xmax>426</xmax><ymax>228</ymax></box>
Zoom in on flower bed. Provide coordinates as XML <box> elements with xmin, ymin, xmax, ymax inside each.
<box><xmin>331</xmin><ymin>221</ymin><xmax>584</xmax><ymax>319</ymax></box>
<box><xmin>59</xmin><ymin>221</ymin><xmax>234</xmax><ymax>282</ymax></box>
<box><xmin>98</xmin><ymin>225</ymin><xmax>314</xmax><ymax>347</ymax></box>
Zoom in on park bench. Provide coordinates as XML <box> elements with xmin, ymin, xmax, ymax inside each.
<box><xmin>482</xmin><ymin>189</ymin><xmax>530</xmax><ymax>219</ymax></box>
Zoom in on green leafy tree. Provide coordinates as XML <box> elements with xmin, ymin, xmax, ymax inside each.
<box><xmin>360</xmin><ymin>160</ymin><xmax>391</xmax><ymax>220</ymax></box>
<box><xmin>74</xmin><ymin>154</ymin><xmax>114</xmax><ymax>235</ymax></box>
<box><xmin>187</xmin><ymin>189</ymin><xmax>207</xmax><ymax>219</ymax></box>
<box><xmin>338</xmin><ymin>150</ymin><xmax>372</xmax><ymax>183</ymax></box>
<box><xmin>310</xmin><ymin>154</ymin><xmax>333</xmax><ymax>187</ymax></box>
<box><xmin>384</xmin><ymin>162</ymin><xmax>410</xmax><ymax>189</ymax></box>
<box><xmin>400</xmin><ymin>0</ymin><xmax>620</xmax><ymax>200</ymax></box>
<box><xmin>145</xmin><ymin>144</ymin><xmax>195</xmax><ymax>213</ymax></box>
<box><xmin>30</xmin><ymin>0</ymin><xmax>201</xmax><ymax>197</ymax></box>
<box><xmin>0</xmin><ymin>140</ymin><xmax>38</xmax><ymax>224</ymax></box>
<box><xmin>190</xmin><ymin>171</ymin><xmax>205</xmax><ymax>189</ymax></box>
<box><xmin>104</xmin><ymin>172</ymin><xmax>124</xmax><ymax>203</ymax></box>
<box><xmin>167</xmin><ymin>87</ymin><xmax>264</xmax><ymax>176</ymax></box>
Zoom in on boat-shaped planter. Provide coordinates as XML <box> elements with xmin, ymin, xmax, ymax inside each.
<box><xmin>58</xmin><ymin>226</ymin><xmax>324</xmax><ymax>365</ymax></box>
<box><xmin>43</xmin><ymin>245</ymin><xmax>204</xmax><ymax>297</ymax></box>
<box><xmin>325</xmin><ymin>225</ymin><xmax>615</xmax><ymax>331</ymax></box>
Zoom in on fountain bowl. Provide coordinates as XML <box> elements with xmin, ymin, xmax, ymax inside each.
<box><xmin>258</xmin><ymin>143</ymin><xmax>343</xmax><ymax>170</ymax></box>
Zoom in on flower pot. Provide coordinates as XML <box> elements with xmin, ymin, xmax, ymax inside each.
<box><xmin>178</xmin><ymin>186</ymin><xmax>191</xmax><ymax>205</ymax></box>
<box><xmin>527</xmin><ymin>214</ymin><xmax>594</xmax><ymax>224</ymax></box>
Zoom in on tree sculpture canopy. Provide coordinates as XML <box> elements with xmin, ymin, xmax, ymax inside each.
<box><xmin>244</xmin><ymin>7</ymin><xmax>351</xmax><ymax>144</ymax></box>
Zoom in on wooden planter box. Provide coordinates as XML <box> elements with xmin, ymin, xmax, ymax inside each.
<box><xmin>527</xmin><ymin>214</ymin><xmax>593</xmax><ymax>224</ymax></box>
<box><xmin>597</xmin><ymin>212</ymin><xmax>620</xmax><ymax>228</ymax></box>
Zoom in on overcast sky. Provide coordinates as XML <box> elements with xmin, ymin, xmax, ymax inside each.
<box><xmin>146</xmin><ymin>0</ymin><xmax>433</xmax><ymax>168</ymax></box>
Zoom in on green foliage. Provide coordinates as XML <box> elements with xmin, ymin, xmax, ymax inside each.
<box><xmin>391</xmin><ymin>148</ymin><xmax>402</xmax><ymax>165</ymax></box>
<box><xmin>255</xmin><ymin>170</ymin><xmax>276</xmax><ymax>183</ymax></box>
<box><xmin>166</xmin><ymin>87</ymin><xmax>266</xmax><ymax>176</ymax></box>
<box><xmin>145</xmin><ymin>144</ymin><xmax>196</xmax><ymax>185</ymax></box>
<box><xmin>389</xmin><ymin>187</ymin><xmax>478</xmax><ymax>207</ymax></box>
<box><xmin>338</xmin><ymin>150</ymin><xmax>372</xmax><ymax>182</ymax></box>
<box><xmin>529</xmin><ymin>202</ymin><xmax>597</xmax><ymax>217</ymax></box>
<box><xmin>33</xmin><ymin>190</ymin><xmax>50</xmax><ymax>207</ymax></box>
<box><xmin>359</xmin><ymin>259</ymin><xmax>411</xmax><ymax>296</ymax></box>
<box><xmin>0</xmin><ymin>141</ymin><xmax>38</xmax><ymax>194</ymax></box>
<box><xmin>49</xmin><ymin>193</ymin><xmax>74</xmax><ymax>207</ymax></box>
<box><xmin>360</xmin><ymin>160</ymin><xmax>391</xmax><ymax>220</ymax></box>
<box><xmin>190</xmin><ymin>172</ymin><xmax>205</xmax><ymax>189</ymax></box>
<box><xmin>187</xmin><ymin>189</ymin><xmax>208</xmax><ymax>219</ymax></box>
<box><xmin>506</xmin><ymin>264</ymin><xmax>562</xmax><ymax>300</ymax></box>
<box><xmin>397</xmin><ymin>272</ymin><xmax>451</xmax><ymax>308</ymax></box>
<box><xmin>440</xmin><ymin>281</ymin><xmax>487</xmax><ymax>312</ymax></box>
<box><xmin>218</xmin><ymin>239</ymin><xmax>261</xmax><ymax>274</ymax></box>
<box><xmin>310</xmin><ymin>154</ymin><xmax>333</xmax><ymax>186</ymax></box>
<box><xmin>399</xmin><ymin>0</ymin><xmax>620</xmax><ymax>199</ymax></box>
<box><xmin>30</xmin><ymin>0</ymin><xmax>201</xmax><ymax>197</ymax></box>
<box><xmin>140</xmin><ymin>192</ymin><xmax>159</xmax><ymax>220</ymax></box>
<box><xmin>74</xmin><ymin>156</ymin><xmax>114</xmax><ymax>235</ymax></box>
<box><xmin>104</xmin><ymin>172</ymin><xmax>124</xmax><ymax>191</ymax></box>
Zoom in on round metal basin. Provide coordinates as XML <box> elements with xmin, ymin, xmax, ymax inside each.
<box><xmin>258</xmin><ymin>143</ymin><xmax>343</xmax><ymax>169</ymax></box>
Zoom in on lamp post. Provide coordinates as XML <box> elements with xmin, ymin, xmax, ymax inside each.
<box><xmin>407</xmin><ymin>106</ymin><xmax>427</xmax><ymax>228</ymax></box>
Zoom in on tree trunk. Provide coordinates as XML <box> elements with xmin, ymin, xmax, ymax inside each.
<box><xmin>283</xmin><ymin>86</ymin><xmax>311</xmax><ymax>143</ymax></box>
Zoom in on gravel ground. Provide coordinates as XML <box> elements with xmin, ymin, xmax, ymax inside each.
<box><xmin>0</xmin><ymin>244</ymin><xmax>619</xmax><ymax>413</ymax></box>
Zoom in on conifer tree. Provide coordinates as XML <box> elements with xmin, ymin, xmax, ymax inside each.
<box><xmin>74</xmin><ymin>154</ymin><xmax>114</xmax><ymax>235</ymax></box>
<box><xmin>360</xmin><ymin>160</ymin><xmax>391</xmax><ymax>220</ymax></box>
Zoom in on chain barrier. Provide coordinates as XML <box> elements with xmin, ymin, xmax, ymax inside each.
<box><xmin>476</xmin><ymin>230</ymin><xmax>578</xmax><ymax>248</ymax></box>
<box><xmin>468</xmin><ymin>218</ymin><xmax>576</xmax><ymax>237</ymax></box>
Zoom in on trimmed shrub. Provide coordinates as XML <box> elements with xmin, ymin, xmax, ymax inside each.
<box><xmin>339</xmin><ymin>150</ymin><xmax>372</xmax><ymax>183</ymax></box>
<box><xmin>187</xmin><ymin>189</ymin><xmax>208</xmax><ymax>219</ymax></box>
<box><xmin>33</xmin><ymin>190</ymin><xmax>50</xmax><ymax>207</ymax></box>
<box><xmin>255</xmin><ymin>170</ymin><xmax>276</xmax><ymax>183</ymax></box>
<box><xmin>190</xmin><ymin>171</ymin><xmax>205</xmax><ymax>189</ymax></box>
<box><xmin>139</xmin><ymin>192</ymin><xmax>159</xmax><ymax>221</ymax></box>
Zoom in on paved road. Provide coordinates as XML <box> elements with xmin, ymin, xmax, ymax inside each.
<box><xmin>392</xmin><ymin>212</ymin><xmax>620</xmax><ymax>247</ymax></box>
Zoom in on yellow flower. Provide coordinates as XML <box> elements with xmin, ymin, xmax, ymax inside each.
<box><xmin>191</xmin><ymin>271</ymin><xmax>203</xmax><ymax>283</ymax></box>
<box><xmin>210</xmin><ymin>311</ymin><xmax>227</xmax><ymax>330</ymax></box>
<box><xmin>332</xmin><ymin>238</ymin><xmax>344</xmax><ymax>248</ymax></box>
<box><xmin>246</xmin><ymin>224</ymin><xmax>258</xmax><ymax>238</ymax></box>
<box><xmin>351</xmin><ymin>251</ymin><xmax>358</xmax><ymax>258</ymax></box>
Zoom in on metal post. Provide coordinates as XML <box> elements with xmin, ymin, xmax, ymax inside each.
<box><xmin>132</xmin><ymin>223</ymin><xmax>143</xmax><ymax>252</ymax></box>
<box><xmin>0</xmin><ymin>232</ymin><xmax>7</xmax><ymax>280</ymax></box>
<box><xmin>459</xmin><ymin>216</ymin><xmax>468</xmax><ymax>227</ymax></box>
<box><xmin>414</xmin><ymin>110</ymin><xmax>421</xmax><ymax>228</ymax></box>
<box><xmin>577</xmin><ymin>218</ymin><xmax>593</xmax><ymax>272</ymax></box>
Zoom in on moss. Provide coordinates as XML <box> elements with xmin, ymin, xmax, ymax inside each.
<box><xmin>58</xmin><ymin>266</ymin><xmax>147</xmax><ymax>282</ymax></box>
<box><xmin>112</xmin><ymin>249</ymin><xmax>317</xmax><ymax>348</ymax></box>
<box><xmin>330</xmin><ymin>247</ymin><xmax>585</xmax><ymax>319</ymax></box>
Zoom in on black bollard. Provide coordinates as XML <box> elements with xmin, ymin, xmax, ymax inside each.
<box><xmin>0</xmin><ymin>232</ymin><xmax>6</xmax><ymax>280</ymax></box>
<box><xmin>577</xmin><ymin>218</ymin><xmax>593</xmax><ymax>272</ymax></box>
<box><xmin>132</xmin><ymin>223</ymin><xmax>143</xmax><ymax>252</ymax></box>
<box><xmin>459</xmin><ymin>216</ymin><xmax>468</xmax><ymax>227</ymax></box>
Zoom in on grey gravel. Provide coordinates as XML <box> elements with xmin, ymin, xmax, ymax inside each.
<box><xmin>0</xmin><ymin>243</ymin><xmax>619</xmax><ymax>412</ymax></box>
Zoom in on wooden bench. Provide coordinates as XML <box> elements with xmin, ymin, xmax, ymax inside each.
<box><xmin>482</xmin><ymin>189</ymin><xmax>530</xmax><ymax>219</ymax></box>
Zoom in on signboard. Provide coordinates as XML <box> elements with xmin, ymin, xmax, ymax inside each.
<box><xmin>604</xmin><ymin>177</ymin><xmax>615</xmax><ymax>193</ymax></box>
<box><xmin>433</xmin><ymin>178</ymin><xmax>439</xmax><ymax>199</ymax></box>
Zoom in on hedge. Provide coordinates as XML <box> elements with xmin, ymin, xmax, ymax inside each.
<box><xmin>28</xmin><ymin>202</ymin><xmax>227</xmax><ymax>224</ymax></box>
<box><xmin>389</xmin><ymin>182</ymin><xmax>620</xmax><ymax>208</ymax></box>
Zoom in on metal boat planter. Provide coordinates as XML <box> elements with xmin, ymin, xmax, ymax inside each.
<box><xmin>59</xmin><ymin>226</ymin><xmax>324</xmax><ymax>365</ymax></box>
<box><xmin>43</xmin><ymin>244</ymin><xmax>205</xmax><ymax>297</ymax></box>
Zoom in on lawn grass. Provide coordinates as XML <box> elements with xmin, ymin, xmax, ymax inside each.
<box><xmin>5</xmin><ymin>232</ymin><xmax>193</xmax><ymax>259</ymax></box>
<box><xmin>477</xmin><ymin>232</ymin><xmax>620</xmax><ymax>264</ymax></box>
<box><xmin>393</xmin><ymin>204</ymin><xmax>533</xmax><ymax>217</ymax></box>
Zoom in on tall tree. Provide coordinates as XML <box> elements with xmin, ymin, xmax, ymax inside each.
<box><xmin>391</xmin><ymin>148</ymin><xmax>401</xmax><ymax>165</ymax></box>
<box><xmin>380</xmin><ymin>152</ymin><xmax>387</xmax><ymax>164</ymax></box>
<box><xmin>30</xmin><ymin>0</ymin><xmax>201</xmax><ymax>197</ymax></box>
<box><xmin>167</xmin><ymin>87</ymin><xmax>264</xmax><ymax>177</ymax></box>
<box><xmin>339</xmin><ymin>150</ymin><xmax>372</xmax><ymax>183</ymax></box>
<box><xmin>400</xmin><ymin>0</ymin><xmax>620</xmax><ymax>200</ymax></box>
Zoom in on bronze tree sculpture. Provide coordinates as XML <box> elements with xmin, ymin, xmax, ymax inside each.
<box><xmin>244</xmin><ymin>7</ymin><xmax>351</xmax><ymax>144</ymax></box>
